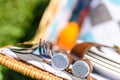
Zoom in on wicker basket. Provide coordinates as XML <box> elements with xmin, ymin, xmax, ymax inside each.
<box><xmin>0</xmin><ymin>0</ymin><xmax>96</xmax><ymax>80</ymax></box>
<box><xmin>0</xmin><ymin>0</ymin><xmax>64</xmax><ymax>80</ymax></box>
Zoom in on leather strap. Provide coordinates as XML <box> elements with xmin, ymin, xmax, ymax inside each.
<box><xmin>71</xmin><ymin>42</ymin><xmax>99</xmax><ymax>59</ymax></box>
<box><xmin>71</xmin><ymin>42</ymin><xmax>99</xmax><ymax>80</ymax></box>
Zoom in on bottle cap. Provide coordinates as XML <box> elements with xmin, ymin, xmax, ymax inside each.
<box><xmin>71</xmin><ymin>59</ymin><xmax>93</xmax><ymax>78</ymax></box>
<box><xmin>51</xmin><ymin>53</ymin><xmax>71</xmax><ymax>70</ymax></box>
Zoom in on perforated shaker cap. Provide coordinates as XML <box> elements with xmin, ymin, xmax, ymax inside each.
<box><xmin>72</xmin><ymin>60</ymin><xmax>90</xmax><ymax>78</ymax></box>
<box><xmin>51</xmin><ymin>53</ymin><xmax>70</xmax><ymax>70</ymax></box>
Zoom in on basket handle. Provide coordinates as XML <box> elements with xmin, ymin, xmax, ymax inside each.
<box><xmin>33</xmin><ymin>0</ymin><xmax>61</xmax><ymax>44</ymax></box>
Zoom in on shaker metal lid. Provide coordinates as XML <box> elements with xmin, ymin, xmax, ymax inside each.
<box><xmin>71</xmin><ymin>60</ymin><xmax>90</xmax><ymax>78</ymax></box>
<box><xmin>51</xmin><ymin>53</ymin><xmax>70</xmax><ymax>70</ymax></box>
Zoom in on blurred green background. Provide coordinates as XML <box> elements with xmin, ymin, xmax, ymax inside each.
<box><xmin>0</xmin><ymin>0</ymin><xmax>49</xmax><ymax>80</ymax></box>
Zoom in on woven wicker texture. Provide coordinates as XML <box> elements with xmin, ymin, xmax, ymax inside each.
<box><xmin>0</xmin><ymin>54</ymin><xmax>63</xmax><ymax>80</ymax></box>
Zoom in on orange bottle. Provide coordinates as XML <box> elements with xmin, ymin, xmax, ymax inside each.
<box><xmin>56</xmin><ymin>21</ymin><xmax>80</xmax><ymax>50</ymax></box>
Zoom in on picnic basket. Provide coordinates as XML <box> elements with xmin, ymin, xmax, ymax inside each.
<box><xmin>0</xmin><ymin>0</ymin><xmax>64</xmax><ymax>80</ymax></box>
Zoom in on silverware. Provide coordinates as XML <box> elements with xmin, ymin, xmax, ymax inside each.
<box><xmin>39</xmin><ymin>39</ymin><xmax>54</xmax><ymax>58</ymax></box>
<box><xmin>0</xmin><ymin>48</ymin><xmax>74</xmax><ymax>80</ymax></box>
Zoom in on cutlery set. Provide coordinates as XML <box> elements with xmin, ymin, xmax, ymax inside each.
<box><xmin>0</xmin><ymin>40</ymin><xmax>120</xmax><ymax>80</ymax></box>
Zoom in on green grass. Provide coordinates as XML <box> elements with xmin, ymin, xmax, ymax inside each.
<box><xmin>0</xmin><ymin>0</ymin><xmax>49</xmax><ymax>80</ymax></box>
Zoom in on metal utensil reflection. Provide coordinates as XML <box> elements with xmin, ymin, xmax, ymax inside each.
<box><xmin>0</xmin><ymin>48</ymin><xmax>74</xmax><ymax>80</ymax></box>
<box><xmin>39</xmin><ymin>39</ymin><xmax>54</xmax><ymax>59</ymax></box>
<box><xmin>10</xmin><ymin>39</ymin><xmax>54</xmax><ymax>59</ymax></box>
